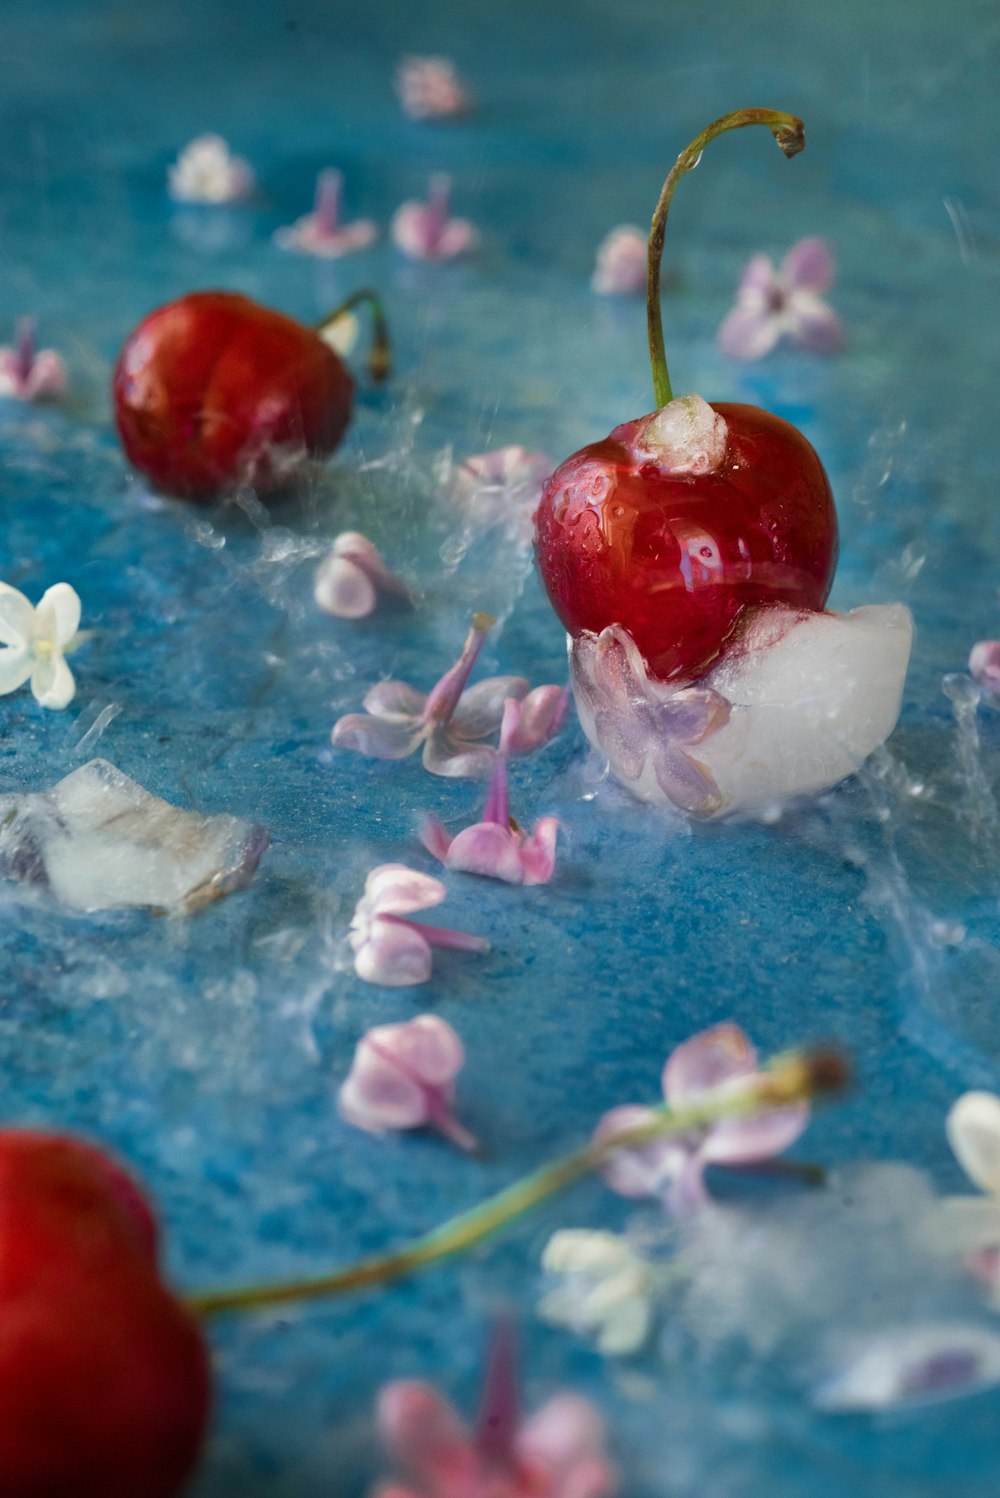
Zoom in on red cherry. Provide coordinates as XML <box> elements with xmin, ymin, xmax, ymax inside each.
<box><xmin>113</xmin><ymin>289</ymin><xmax>355</xmax><ymax>501</ymax></box>
<box><xmin>535</xmin><ymin>402</ymin><xmax>837</xmax><ymax>682</ymax></box>
<box><xmin>0</xmin><ymin>1132</ymin><xmax>210</xmax><ymax>1498</ymax></box>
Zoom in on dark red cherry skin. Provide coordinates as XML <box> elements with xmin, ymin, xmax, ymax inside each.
<box><xmin>0</xmin><ymin>1132</ymin><xmax>210</xmax><ymax>1498</ymax></box>
<box><xmin>113</xmin><ymin>290</ymin><xmax>354</xmax><ymax>501</ymax></box>
<box><xmin>534</xmin><ymin>403</ymin><xmax>838</xmax><ymax>683</ymax></box>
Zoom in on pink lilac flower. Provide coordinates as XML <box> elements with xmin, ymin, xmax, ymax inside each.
<box><xmin>593</xmin><ymin>1023</ymin><xmax>810</xmax><ymax>1215</ymax></box>
<box><xmin>392</xmin><ymin>175</ymin><xmax>477</xmax><ymax>262</ymax></box>
<box><xmin>717</xmin><ymin>237</ymin><xmax>842</xmax><ymax>361</ymax></box>
<box><xmin>167</xmin><ymin>134</ymin><xmax>256</xmax><ymax>204</ymax></box>
<box><xmin>374</xmin><ymin>1322</ymin><xmax>617</xmax><ymax>1498</ymax></box>
<box><xmin>0</xmin><ymin>320</ymin><xmax>67</xmax><ymax>402</ymax></box>
<box><xmin>338</xmin><ymin>1014</ymin><xmax>476</xmax><ymax>1151</ymax></box>
<box><xmin>420</xmin><ymin>697</ymin><xmax>563</xmax><ymax>885</ymax></box>
<box><xmin>969</xmin><ymin>641</ymin><xmax>1000</xmax><ymax>695</ymax></box>
<box><xmin>274</xmin><ymin>169</ymin><xmax>377</xmax><ymax>258</ymax></box>
<box><xmin>332</xmin><ymin>613</ymin><xmax>560</xmax><ymax>778</ymax></box>
<box><xmin>395</xmin><ymin>56</ymin><xmax>472</xmax><ymax>120</ymax></box>
<box><xmin>591</xmin><ymin>226</ymin><xmax>647</xmax><ymax>296</ymax></box>
<box><xmin>314</xmin><ymin>532</ymin><xmax>410</xmax><ymax>619</ymax></box>
<box><xmin>349</xmin><ymin>864</ymin><xmax>489</xmax><ymax>987</ymax></box>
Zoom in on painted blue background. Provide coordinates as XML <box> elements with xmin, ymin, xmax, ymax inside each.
<box><xmin>1</xmin><ymin>0</ymin><xmax>1000</xmax><ymax>1492</ymax></box>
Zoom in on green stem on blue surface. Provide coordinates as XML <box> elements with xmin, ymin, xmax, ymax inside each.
<box><xmin>316</xmin><ymin>287</ymin><xmax>391</xmax><ymax>384</ymax></box>
<box><xmin>187</xmin><ymin>1046</ymin><xmax>845</xmax><ymax>1319</ymax></box>
<box><xmin>647</xmin><ymin>107</ymin><xmax>805</xmax><ymax>409</ymax></box>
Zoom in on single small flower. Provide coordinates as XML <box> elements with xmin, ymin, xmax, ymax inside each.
<box><xmin>969</xmin><ymin>641</ymin><xmax>1000</xmax><ymax>695</ymax></box>
<box><xmin>338</xmin><ymin>1014</ymin><xmax>476</xmax><ymax>1152</ymax></box>
<box><xmin>274</xmin><ymin>169</ymin><xmax>377</xmax><ymax>258</ymax></box>
<box><xmin>374</xmin><ymin>1322</ymin><xmax>617</xmax><ymax>1498</ymax></box>
<box><xmin>539</xmin><ymin>1230</ymin><xmax>656</xmax><ymax>1356</ymax></box>
<box><xmin>0</xmin><ymin>319</ymin><xmax>67</xmax><ymax>402</ymax></box>
<box><xmin>591</xmin><ymin>226</ymin><xmax>647</xmax><ymax>296</ymax></box>
<box><xmin>814</xmin><ymin>1324</ymin><xmax>1000</xmax><ymax>1413</ymax></box>
<box><xmin>420</xmin><ymin>698</ymin><xmax>562</xmax><ymax>885</ymax></box>
<box><xmin>167</xmin><ymin>134</ymin><xmax>256</xmax><ymax>204</ymax></box>
<box><xmin>332</xmin><ymin>612</ymin><xmax>533</xmax><ymax>778</ymax></box>
<box><xmin>392</xmin><ymin>175</ymin><xmax>477</xmax><ymax>262</ymax></box>
<box><xmin>572</xmin><ymin>624</ymin><xmax>731</xmax><ymax>816</ymax></box>
<box><xmin>395</xmin><ymin>56</ymin><xmax>472</xmax><ymax>120</ymax></box>
<box><xmin>593</xmin><ymin>1023</ymin><xmax>809</xmax><ymax>1215</ymax></box>
<box><xmin>0</xmin><ymin>582</ymin><xmax>82</xmax><ymax>709</ymax></box>
<box><xmin>718</xmin><ymin>237</ymin><xmax>842</xmax><ymax>361</ymax></box>
<box><xmin>349</xmin><ymin>863</ymin><xmax>489</xmax><ymax>987</ymax></box>
<box><xmin>314</xmin><ymin>532</ymin><xmax>410</xmax><ymax>619</ymax></box>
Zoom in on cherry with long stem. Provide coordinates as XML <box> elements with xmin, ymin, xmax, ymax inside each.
<box><xmin>646</xmin><ymin>107</ymin><xmax>805</xmax><ymax>407</ymax></box>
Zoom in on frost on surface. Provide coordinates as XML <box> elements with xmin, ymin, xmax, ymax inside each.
<box><xmin>571</xmin><ymin>604</ymin><xmax>913</xmax><ymax>817</ymax></box>
<box><xmin>635</xmin><ymin>394</ymin><xmax>728</xmax><ymax>474</ymax></box>
<box><xmin>0</xmin><ymin>759</ymin><xmax>269</xmax><ymax>913</ymax></box>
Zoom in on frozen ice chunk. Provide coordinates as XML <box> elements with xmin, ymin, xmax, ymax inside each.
<box><xmin>0</xmin><ymin>759</ymin><xmax>269</xmax><ymax>913</ymax></box>
<box><xmin>571</xmin><ymin>604</ymin><xmax>913</xmax><ymax>817</ymax></box>
<box><xmin>636</xmin><ymin>394</ymin><xmax>728</xmax><ymax>474</ymax></box>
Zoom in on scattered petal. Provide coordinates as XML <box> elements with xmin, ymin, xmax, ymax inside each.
<box><xmin>947</xmin><ymin>1092</ymin><xmax>1000</xmax><ymax>1198</ymax></box>
<box><xmin>0</xmin><ymin>580</ymin><xmax>83</xmax><ymax>709</ymax></box>
<box><xmin>348</xmin><ymin>863</ymin><xmax>487</xmax><ymax>987</ymax></box>
<box><xmin>815</xmin><ymin>1324</ymin><xmax>1000</xmax><ymax>1412</ymax></box>
<box><xmin>0</xmin><ymin>320</ymin><xmax>67</xmax><ymax>402</ymax></box>
<box><xmin>338</xmin><ymin>1015</ymin><xmax>475</xmax><ymax>1150</ymax></box>
<box><xmin>314</xmin><ymin>532</ymin><xmax>409</xmax><ymax>618</ymax></box>
<box><xmin>274</xmin><ymin>169</ymin><xmax>377</xmax><ymax>258</ymax></box>
<box><xmin>395</xmin><ymin>56</ymin><xmax>472</xmax><ymax>120</ymax></box>
<box><xmin>168</xmin><ymin>134</ymin><xmax>255</xmax><ymax>204</ymax></box>
<box><xmin>591</xmin><ymin>225</ymin><xmax>647</xmax><ymax>296</ymax></box>
<box><xmin>392</xmin><ymin>175</ymin><xmax>477</xmax><ymax>261</ymax></box>
<box><xmin>969</xmin><ymin>641</ymin><xmax>1000</xmax><ymax>694</ymax></box>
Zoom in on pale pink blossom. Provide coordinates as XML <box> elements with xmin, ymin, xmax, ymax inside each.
<box><xmin>718</xmin><ymin>237</ymin><xmax>842</xmax><ymax>360</ymax></box>
<box><xmin>969</xmin><ymin>641</ymin><xmax>1000</xmax><ymax>695</ymax></box>
<box><xmin>274</xmin><ymin>169</ymin><xmax>377</xmax><ymax>258</ymax></box>
<box><xmin>349</xmin><ymin>864</ymin><xmax>489</xmax><ymax>987</ymax></box>
<box><xmin>392</xmin><ymin>175</ymin><xmax>477</xmax><ymax>261</ymax></box>
<box><xmin>591</xmin><ymin>226</ymin><xmax>647</xmax><ymax>296</ymax></box>
<box><xmin>395</xmin><ymin>56</ymin><xmax>472</xmax><ymax>121</ymax></box>
<box><xmin>374</xmin><ymin>1323</ymin><xmax>617</xmax><ymax>1498</ymax></box>
<box><xmin>0</xmin><ymin>320</ymin><xmax>67</xmax><ymax>402</ymax></box>
<box><xmin>593</xmin><ymin>1023</ymin><xmax>810</xmax><ymax>1215</ymax></box>
<box><xmin>167</xmin><ymin>134</ymin><xmax>256</xmax><ymax>204</ymax></box>
<box><xmin>338</xmin><ymin>1014</ymin><xmax>475</xmax><ymax>1151</ymax></box>
<box><xmin>420</xmin><ymin>697</ymin><xmax>563</xmax><ymax>884</ymax></box>
<box><xmin>314</xmin><ymin>532</ymin><xmax>410</xmax><ymax>619</ymax></box>
<box><xmin>332</xmin><ymin>613</ymin><xmax>537</xmax><ymax>778</ymax></box>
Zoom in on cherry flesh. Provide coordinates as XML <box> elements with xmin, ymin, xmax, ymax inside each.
<box><xmin>534</xmin><ymin>403</ymin><xmax>837</xmax><ymax>683</ymax></box>
<box><xmin>113</xmin><ymin>290</ymin><xmax>354</xmax><ymax>501</ymax></box>
<box><xmin>0</xmin><ymin>1132</ymin><xmax>210</xmax><ymax>1498</ymax></box>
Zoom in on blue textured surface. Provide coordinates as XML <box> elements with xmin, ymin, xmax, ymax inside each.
<box><xmin>1</xmin><ymin>0</ymin><xmax>1000</xmax><ymax>1493</ymax></box>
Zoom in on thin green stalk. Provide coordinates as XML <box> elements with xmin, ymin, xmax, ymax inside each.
<box><xmin>316</xmin><ymin>288</ymin><xmax>391</xmax><ymax>384</ymax></box>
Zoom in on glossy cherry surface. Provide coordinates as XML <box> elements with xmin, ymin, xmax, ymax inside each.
<box><xmin>534</xmin><ymin>403</ymin><xmax>837</xmax><ymax>682</ymax></box>
<box><xmin>113</xmin><ymin>290</ymin><xmax>354</xmax><ymax>501</ymax></box>
<box><xmin>0</xmin><ymin>1132</ymin><xmax>210</xmax><ymax>1498</ymax></box>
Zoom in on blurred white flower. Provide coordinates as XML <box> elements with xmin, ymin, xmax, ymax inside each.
<box><xmin>540</xmin><ymin>1229</ymin><xmax>656</xmax><ymax>1355</ymax></box>
<box><xmin>591</xmin><ymin>225</ymin><xmax>646</xmax><ymax>296</ymax></box>
<box><xmin>395</xmin><ymin>56</ymin><xmax>472</xmax><ymax>120</ymax></box>
<box><xmin>0</xmin><ymin>582</ymin><xmax>82</xmax><ymax>709</ymax></box>
<box><xmin>167</xmin><ymin>134</ymin><xmax>256</xmax><ymax>204</ymax></box>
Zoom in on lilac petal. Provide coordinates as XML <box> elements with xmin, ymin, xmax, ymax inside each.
<box><xmin>314</xmin><ymin>555</ymin><xmax>377</xmax><ymax>618</ymax></box>
<box><xmin>664</xmin><ymin>1152</ymin><xmax>711</xmax><ymax>1215</ymax></box>
<box><xmin>363</xmin><ymin>680</ymin><xmax>427</xmax><ymax>721</ymax></box>
<box><xmin>333</xmin><ymin>532</ymin><xmax>410</xmax><ymax>599</ymax></box>
<box><xmin>363</xmin><ymin>864</ymin><xmax>446</xmax><ymax>917</ymax></box>
<box><xmin>814</xmin><ymin>1325</ymin><xmax>1000</xmax><ymax>1412</ymax></box>
<box><xmin>656</xmin><ymin>687</ymin><xmax>730</xmax><ymax>746</ymax></box>
<box><xmin>451</xmin><ymin>676</ymin><xmax>530</xmax><ymax>739</ymax></box>
<box><xmin>435</xmin><ymin>218</ymin><xmax>477</xmax><ymax>259</ymax></box>
<box><xmin>969</xmin><ymin>641</ymin><xmax>1000</xmax><ymax>695</ymax></box>
<box><xmin>422</xmin><ymin>733</ymin><xmax>498</xmax><ymax>780</ymax></box>
<box><xmin>782</xmin><ymin>236</ymin><xmax>835</xmax><ymax>294</ymax></box>
<box><xmin>593</xmin><ymin>708</ymin><xmax>651</xmax><ymax>782</ymax></box>
<box><xmin>501</xmin><ymin>686</ymin><xmax>569</xmax><ymax>755</ymax></box>
<box><xmin>736</xmin><ymin>252</ymin><xmax>777</xmax><ymax>299</ymax></box>
<box><xmin>517</xmin><ymin>1393</ymin><xmax>610</xmax><ymax>1481</ymax></box>
<box><xmin>419</xmin><ymin>814</ymin><xmax>454</xmax><ymax>862</ymax></box>
<box><xmin>705</xmin><ymin>1101</ymin><xmax>809</xmax><ymax>1165</ymax></box>
<box><xmin>444</xmin><ymin>821</ymin><xmax>527</xmax><ymax>884</ymax></box>
<box><xmin>377</xmin><ymin>1380</ymin><xmax>474</xmax><ymax>1485</ymax></box>
<box><xmin>518</xmin><ymin>817</ymin><xmax>559</xmax><ymax>886</ymax></box>
<box><xmin>331</xmin><ymin>712</ymin><xmax>422</xmax><ymax>759</ymax></box>
<box><xmin>339</xmin><ymin>1041</ymin><xmax>431</xmax><ymax>1132</ymax></box>
<box><xmin>378</xmin><ymin>1013</ymin><xmax>465</xmax><ymax>1088</ymax></box>
<box><xmin>0</xmin><ymin>584</ymin><xmax>34</xmax><ymax>648</ymax></box>
<box><xmin>788</xmin><ymin>293</ymin><xmax>843</xmax><ymax>354</ymax></box>
<box><xmin>651</xmin><ymin>744</ymin><xmax>725</xmax><ymax>815</ymax></box>
<box><xmin>717</xmin><ymin>302</ymin><xmax>782</xmax><ymax>361</ymax></box>
<box><xmin>355</xmin><ymin>920</ymin><xmax>433</xmax><ymax>986</ymax></box>
<box><xmin>946</xmin><ymin>1091</ymin><xmax>1000</xmax><ymax>1197</ymax></box>
<box><xmin>662</xmin><ymin>1023</ymin><xmax>757</xmax><ymax>1108</ymax></box>
<box><xmin>593</xmin><ymin>1104</ymin><xmax>692</xmax><ymax>1200</ymax></box>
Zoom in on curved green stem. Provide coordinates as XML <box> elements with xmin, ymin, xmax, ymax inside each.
<box><xmin>316</xmin><ymin>287</ymin><xmax>391</xmax><ymax>384</ymax></box>
<box><xmin>187</xmin><ymin>1046</ymin><xmax>845</xmax><ymax>1319</ymax></box>
<box><xmin>647</xmin><ymin>107</ymin><xmax>805</xmax><ymax>408</ymax></box>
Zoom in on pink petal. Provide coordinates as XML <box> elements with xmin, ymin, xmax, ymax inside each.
<box><xmin>422</xmin><ymin>734</ymin><xmax>498</xmax><ymax>779</ymax></box>
<box><xmin>419</xmin><ymin>814</ymin><xmax>455</xmax><ymax>862</ymax></box>
<box><xmin>592</xmin><ymin>1104</ymin><xmax>691</xmax><ymax>1200</ymax></box>
<box><xmin>736</xmin><ymin>253</ymin><xmax>777</xmax><ymax>299</ymax></box>
<box><xmin>788</xmin><ymin>293</ymin><xmax>842</xmax><ymax>353</ymax></box>
<box><xmin>338</xmin><ymin>1042</ymin><xmax>430</xmax><ymax>1132</ymax></box>
<box><xmin>444</xmin><ymin>821</ymin><xmax>528</xmax><ymax>884</ymax></box>
<box><xmin>331</xmin><ymin>713</ymin><xmax>421</xmax><ymax>758</ymax></box>
<box><xmin>363</xmin><ymin>680</ymin><xmax>427</xmax><ymax>721</ymax></box>
<box><xmin>377</xmin><ymin>1381</ymin><xmax>475</xmax><ymax>1485</ymax></box>
<box><xmin>518</xmin><ymin>817</ymin><xmax>559</xmax><ymax>885</ymax></box>
<box><xmin>364</xmin><ymin>864</ymin><xmax>447</xmax><ymax>917</ymax></box>
<box><xmin>661</xmin><ymin>1023</ymin><xmax>756</xmax><ymax>1108</ymax></box>
<box><xmin>391</xmin><ymin>203</ymin><xmax>443</xmax><ymax>260</ymax></box>
<box><xmin>355</xmin><ymin>920</ymin><xmax>433</xmax><ymax>986</ymax></box>
<box><xmin>380</xmin><ymin>1013</ymin><xmax>465</xmax><ymax>1088</ymax></box>
<box><xmin>782</xmin><ymin>236</ymin><xmax>835</xmax><ymax>294</ymax></box>
<box><xmin>436</xmin><ymin>219</ymin><xmax>478</xmax><ymax>259</ymax></box>
<box><xmin>501</xmin><ymin>686</ymin><xmax>569</xmax><ymax>755</ymax></box>
<box><xmin>664</xmin><ymin>1153</ymin><xmax>711</xmax><ymax>1215</ymax></box>
<box><xmin>333</xmin><ymin>532</ymin><xmax>410</xmax><ymax>598</ymax></box>
<box><xmin>717</xmin><ymin>303</ymin><xmax>782</xmax><ymax>361</ymax></box>
<box><xmin>451</xmin><ymin>677</ymin><xmax>530</xmax><ymax>739</ymax></box>
<box><xmin>970</xmin><ymin>641</ymin><xmax>1000</xmax><ymax>694</ymax></box>
<box><xmin>704</xmin><ymin>1102</ymin><xmax>809</xmax><ymax>1165</ymax></box>
<box><xmin>517</xmin><ymin>1393</ymin><xmax>608</xmax><ymax>1476</ymax></box>
<box><xmin>24</xmin><ymin>350</ymin><xmax>67</xmax><ymax>400</ymax></box>
<box><xmin>314</xmin><ymin>555</ymin><xmax>377</xmax><ymax>618</ymax></box>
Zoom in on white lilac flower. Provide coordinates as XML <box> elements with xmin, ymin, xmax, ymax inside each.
<box><xmin>391</xmin><ymin>175</ymin><xmax>477</xmax><ymax>261</ymax></box>
<box><xmin>0</xmin><ymin>320</ymin><xmax>67</xmax><ymax>402</ymax></box>
<box><xmin>314</xmin><ymin>532</ymin><xmax>409</xmax><ymax>619</ymax></box>
<box><xmin>591</xmin><ymin>225</ymin><xmax>647</xmax><ymax>296</ymax></box>
<box><xmin>274</xmin><ymin>169</ymin><xmax>377</xmax><ymax>258</ymax></box>
<box><xmin>0</xmin><ymin>582</ymin><xmax>82</xmax><ymax>709</ymax></box>
<box><xmin>717</xmin><ymin>237</ymin><xmax>842</xmax><ymax>360</ymax></box>
<box><xmin>395</xmin><ymin>56</ymin><xmax>472</xmax><ymax>121</ymax></box>
<box><xmin>348</xmin><ymin>864</ymin><xmax>489</xmax><ymax>987</ymax></box>
<box><xmin>539</xmin><ymin>1230</ymin><xmax>656</xmax><ymax>1356</ymax></box>
<box><xmin>338</xmin><ymin>1014</ymin><xmax>475</xmax><ymax>1151</ymax></box>
<box><xmin>167</xmin><ymin>134</ymin><xmax>256</xmax><ymax>204</ymax></box>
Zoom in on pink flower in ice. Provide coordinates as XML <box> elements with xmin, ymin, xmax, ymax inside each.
<box><xmin>392</xmin><ymin>175</ymin><xmax>477</xmax><ymax>262</ymax></box>
<box><xmin>718</xmin><ymin>237</ymin><xmax>842</xmax><ymax>361</ymax></box>
<box><xmin>167</xmin><ymin>134</ymin><xmax>256</xmax><ymax>204</ymax></box>
<box><xmin>591</xmin><ymin>226</ymin><xmax>647</xmax><ymax>296</ymax></box>
<box><xmin>332</xmin><ymin>612</ymin><xmax>541</xmax><ymax>778</ymax></box>
<box><xmin>349</xmin><ymin>864</ymin><xmax>489</xmax><ymax>987</ymax></box>
<box><xmin>969</xmin><ymin>642</ymin><xmax>1000</xmax><ymax>695</ymax></box>
<box><xmin>314</xmin><ymin>532</ymin><xmax>410</xmax><ymax>619</ymax></box>
<box><xmin>0</xmin><ymin>320</ymin><xmax>67</xmax><ymax>402</ymax></box>
<box><xmin>593</xmin><ymin>1023</ymin><xmax>810</xmax><ymax>1215</ymax></box>
<box><xmin>274</xmin><ymin>169</ymin><xmax>377</xmax><ymax>258</ymax></box>
<box><xmin>338</xmin><ymin>1014</ymin><xmax>475</xmax><ymax>1151</ymax></box>
<box><xmin>421</xmin><ymin>697</ymin><xmax>564</xmax><ymax>885</ymax></box>
<box><xmin>374</xmin><ymin>1323</ymin><xmax>617</xmax><ymax>1498</ymax></box>
<box><xmin>452</xmin><ymin>447</ymin><xmax>553</xmax><ymax>510</ymax></box>
<box><xmin>395</xmin><ymin>56</ymin><xmax>472</xmax><ymax>121</ymax></box>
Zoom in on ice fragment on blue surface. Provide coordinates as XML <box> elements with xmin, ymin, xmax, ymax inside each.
<box><xmin>0</xmin><ymin>759</ymin><xmax>268</xmax><ymax>913</ymax></box>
